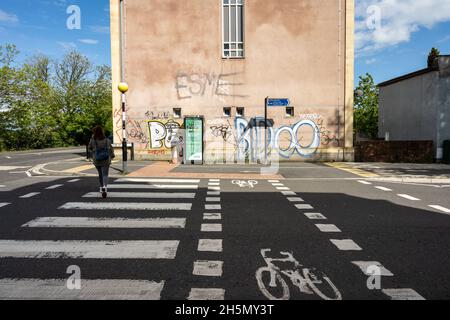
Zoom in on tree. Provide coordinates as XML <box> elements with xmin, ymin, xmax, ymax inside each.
<box><xmin>354</xmin><ymin>73</ymin><xmax>379</xmax><ymax>139</ymax></box>
<box><xmin>427</xmin><ymin>47</ymin><xmax>440</xmax><ymax>68</ymax></box>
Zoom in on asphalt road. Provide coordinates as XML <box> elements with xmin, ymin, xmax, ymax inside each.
<box><xmin>0</xmin><ymin>164</ymin><xmax>449</xmax><ymax>300</ymax></box>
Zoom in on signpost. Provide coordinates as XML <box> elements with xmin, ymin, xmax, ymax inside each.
<box><xmin>264</xmin><ymin>97</ymin><xmax>290</xmax><ymax>164</ymax></box>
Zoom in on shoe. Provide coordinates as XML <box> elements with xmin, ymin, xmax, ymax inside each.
<box><xmin>101</xmin><ymin>187</ymin><xmax>107</xmax><ymax>199</ymax></box>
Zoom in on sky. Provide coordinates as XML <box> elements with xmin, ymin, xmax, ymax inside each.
<box><xmin>1</xmin><ymin>0</ymin><xmax>450</xmax><ymax>87</ymax></box>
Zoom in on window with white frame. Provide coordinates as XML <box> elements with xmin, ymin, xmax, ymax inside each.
<box><xmin>222</xmin><ymin>0</ymin><xmax>244</xmax><ymax>58</ymax></box>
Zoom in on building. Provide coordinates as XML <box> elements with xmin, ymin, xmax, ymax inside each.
<box><xmin>378</xmin><ymin>56</ymin><xmax>450</xmax><ymax>160</ymax></box>
<box><xmin>109</xmin><ymin>0</ymin><xmax>355</xmax><ymax>163</ymax></box>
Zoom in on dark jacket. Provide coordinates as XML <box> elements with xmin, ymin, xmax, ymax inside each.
<box><xmin>88</xmin><ymin>137</ymin><xmax>115</xmax><ymax>167</ymax></box>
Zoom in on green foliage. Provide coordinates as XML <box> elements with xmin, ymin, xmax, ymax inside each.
<box><xmin>0</xmin><ymin>44</ymin><xmax>112</xmax><ymax>151</ymax></box>
<box><xmin>354</xmin><ymin>73</ymin><xmax>379</xmax><ymax>139</ymax></box>
<box><xmin>427</xmin><ymin>47</ymin><xmax>440</xmax><ymax>68</ymax></box>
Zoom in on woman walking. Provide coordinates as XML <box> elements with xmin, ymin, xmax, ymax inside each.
<box><xmin>88</xmin><ymin>125</ymin><xmax>115</xmax><ymax>198</ymax></box>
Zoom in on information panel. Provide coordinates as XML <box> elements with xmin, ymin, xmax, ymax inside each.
<box><xmin>184</xmin><ymin>117</ymin><xmax>203</xmax><ymax>164</ymax></box>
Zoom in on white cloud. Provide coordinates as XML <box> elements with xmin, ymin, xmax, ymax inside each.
<box><xmin>356</xmin><ymin>0</ymin><xmax>450</xmax><ymax>56</ymax></box>
<box><xmin>57</xmin><ymin>41</ymin><xmax>77</xmax><ymax>50</ymax></box>
<box><xmin>437</xmin><ymin>35</ymin><xmax>450</xmax><ymax>43</ymax></box>
<box><xmin>366</xmin><ymin>58</ymin><xmax>377</xmax><ymax>65</ymax></box>
<box><xmin>78</xmin><ymin>39</ymin><xmax>99</xmax><ymax>45</ymax></box>
<box><xmin>0</xmin><ymin>9</ymin><xmax>19</xmax><ymax>23</ymax></box>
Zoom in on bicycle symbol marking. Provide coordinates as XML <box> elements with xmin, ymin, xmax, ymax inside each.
<box><xmin>232</xmin><ymin>180</ymin><xmax>258</xmax><ymax>188</ymax></box>
<box><xmin>255</xmin><ymin>249</ymin><xmax>342</xmax><ymax>300</ymax></box>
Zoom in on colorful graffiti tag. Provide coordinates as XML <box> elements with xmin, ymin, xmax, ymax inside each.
<box><xmin>148</xmin><ymin>119</ymin><xmax>183</xmax><ymax>150</ymax></box>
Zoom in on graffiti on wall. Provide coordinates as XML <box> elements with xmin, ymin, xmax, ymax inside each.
<box><xmin>175</xmin><ymin>72</ymin><xmax>247</xmax><ymax>100</ymax></box>
<box><xmin>148</xmin><ymin>119</ymin><xmax>183</xmax><ymax>151</ymax></box>
<box><xmin>206</xmin><ymin>115</ymin><xmax>339</xmax><ymax>160</ymax></box>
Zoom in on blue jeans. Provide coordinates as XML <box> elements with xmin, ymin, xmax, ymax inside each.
<box><xmin>96</xmin><ymin>166</ymin><xmax>110</xmax><ymax>188</ymax></box>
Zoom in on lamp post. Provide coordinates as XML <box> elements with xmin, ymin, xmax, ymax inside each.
<box><xmin>118</xmin><ymin>82</ymin><xmax>129</xmax><ymax>174</ymax></box>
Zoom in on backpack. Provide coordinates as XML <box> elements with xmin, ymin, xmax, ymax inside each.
<box><xmin>94</xmin><ymin>139</ymin><xmax>110</xmax><ymax>162</ymax></box>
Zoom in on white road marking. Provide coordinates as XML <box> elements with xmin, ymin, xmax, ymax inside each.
<box><xmin>281</xmin><ymin>191</ymin><xmax>296</xmax><ymax>196</ymax></box>
<box><xmin>351</xmin><ymin>261</ymin><xmax>394</xmax><ymax>276</ymax></box>
<box><xmin>206</xmin><ymin>197</ymin><xmax>221</xmax><ymax>202</ymax></box>
<box><xmin>208</xmin><ymin>183</ymin><xmax>220</xmax><ymax>186</ymax></box>
<box><xmin>108</xmin><ymin>184</ymin><xmax>198</xmax><ymax>190</ymax></box>
<box><xmin>0</xmin><ymin>278</ymin><xmax>164</xmax><ymax>300</ymax></box>
<box><xmin>397</xmin><ymin>194</ymin><xmax>421</xmax><ymax>201</ymax></box>
<box><xmin>315</xmin><ymin>224</ymin><xmax>341</xmax><ymax>233</ymax></box>
<box><xmin>188</xmin><ymin>288</ymin><xmax>225</xmax><ymax>300</ymax></box>
<box><xmin>82</xmin><ymin>192</ymin><xmax>196</xmax><ymax>199</ymax></box>
<box><xmin>201</xmin><ymin>224</ymin><xmax>222</xmax><ymax>232</ymax></box>
<box><xmin>304</xmin><ymin>213</ymin><xmax>327</xmax><ymax>220</ymax></box>
<box><xmin>330</xmin><ymin>239</ymin><xmax>362</xmax><ymax>251</ymax></box>
<box><xmin>428</xmin><ymin>205</ymin><xmax>450</xmax><ymax>214</ymax></box>
<box><xmin>268</xmin><ymin>180</ymin><xmax>280</xmax><ymax>183</ymax></box>
<box><xmin>358</xmin><ymin>181</ymin><xmax>372</xmax><ymax>185</ymax></box>
<box><xmin>68</xmin><ymin>179</ymin><xmax>80</xmax><ymax>183</ymax></box>
<box><xmin>0</xmin><ymin>185</ymin><xmax>5</xmax><ymax>188</ymax></box>
<box><xmin>23</xmin><ymin>217</ymin><xmax>186</xmax><ymax>229</ymax></box>
<box><xmin>209</xmin><ymin>179</ymin><xmax>220</xmax><ymax>182</ymax></box>
<box><xmin>46</xmin><ymin>184</ymin><xmax>64</xmax><ymax>190</ymax></box>
<box><xmin>115</xmin><ymin>178</ymin><xmax>200</xmax><ymax>183</ymax></box>
<box><xmin>287</xmin><ymin>197</ymin><xmax>304</xmax><ymax>202</ymax></box>
<box><xmin>198</xmin><ymin>239</ymin><xmax>222</xmax><ymax>252</ymax></box>
<box><xmin>58</xmin><ymin>202</ymin><xmax>192</xmax><ymax>211</ymax></box>
<box><xmin>382</xmin><ymin>288</ymin><xmax>425</xmax><ymax>300</ymax></box>
<box><xmin>276</xmin><ymin>187</ymin><xmax>290</xmax><ymax>191</ymax></box>
<box><xmin>375</xmin><ymin>186</ymin><xmax>392</xmax><ymax>191</ymax></box>
<box><xmin>0</xmin><ymin>166</ymin><xmax>30</xmax><ymax>171</ymax></box>
<box><xmin>193</xmin><ymin>261</ymin><xmax>223</xmax><ymax>277</ymax></box>
<box><xmin>208</xmin><ymin>186</ymin><xmax>221</xmax><ymax>191</ymax></box>
<box><xmin>295</xmin><ymin>204</ymin><xmax>314</xmax><ymax>210</ymax></box>
<box><xmin>205</xmin><ymin>204</ymin><xmax>221</xmax><ymax>210</ymax></box>
<box><xmin>20</xmin><ymin>192</ymin><xmax>40</xmax><ymax>199</ymax></box>
<box><xmin>0</xmin><ymin>240</ymin><xmax>179</xmax><ymax>259</ymax></box>
<box><xmin>0</xmin><ymin>203</ymin><xmax>11</xmax><ymax>208</ymax></box>
<box><xmin>207</xmin><ymin>191</ymin><xmax>221</xmax><ymax>196</ymax></box>
<box><xmin>203</xmin><ymin>213</ymin><xmax>222</xmax><ymax>220</ymax></box>
<box><xmin>271</xmin><ymin>183</ymin><xmax>284</xmax><ymax>186</ymax></box>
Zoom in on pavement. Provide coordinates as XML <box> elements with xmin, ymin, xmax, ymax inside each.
<box><xmin>0</xmin><ymin>147</ymin><xmax>449</xmax><ymax>300</ymax></box>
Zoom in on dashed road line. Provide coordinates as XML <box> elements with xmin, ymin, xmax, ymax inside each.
<box><xmin>201</xmin><ymin>224</ymin><xmax>222</xmax><ymax>232</ymax></box>
<box><xmin>19</xmin><ymin>192</ymin><xmax>40</xmax><ymax>199</ymax></box>
<box><xmin>67</xmin><ymin>179</ymin><xmax>80</xmax><ymax>183</ymax></box>
<box><xmin>315</xmin><ymin>224</ymin><xmax>341</xmax><ymax>233</ymax></box>
<box><xmin>375</xmin><ymin>186</ymin><xmax>392</xmax><ymax>191</ymax></box>
<box><xmin>205</xmin><ymin>204</ymin><xmax>221</xmax><ymax>210</ymax></box>
<box><xmin>276</xmin><ymin>187</ymin><xmax>290</xmax><ymax>191</ymax></box>
<box><xmin>287</xmin><ymin>197</ymin><xmax>304</xmax><ymax>202</ymax></box>
<box><xmin>428</xmin><ymin>205</ymin><xmax>450</xmax><ymax>214</ymax></box>
<box><xmin>397</xmin><ymin>194</ymin><xmax>421</xmax><ymax>201</ymax></box>
<box><xmin>358</xmin><ymin>180</ymin><xmax>372</xmax><ymax>185</ymax></box>
<box><xmin>0</xmin><ymin>203</ymin><xmax>11</xmax><ymax>208</ymax></box>
<box><xmin>295</xmin><ymin>204</ymin><xmax>314</xmax><ymax>210</ymax></box>
<box><xmin>351</xmin><ymin>261</ymin><xmax>394</xmax><ymax>276</ymax></box>
<box><xmin>304</xmin><ymin>212</ymin><xmax>327</xmax><ymax>220</ymax></box>
<box><xmin>188</xmin><ymin>288</ymin><xmax>225</xmax><ymax>300</ymax></box>
<box><xmin>382</xmin><ymin>288</ymin><xmax>425</xmax><ymax>300</ymax></box>
<box><xmin>45</xmin><ymin>184</ymin><xmax>64</xmax><ymax>190</ymax></box>
<box><xmin>198</xmin><ymin>239</ymin><xmax>223</xmax><ymax>252</ymax></box>
<box><xmin>330</xmin><ymin>239</ymin><xmax>363</xmax><ymax>251</ymax></box>
<box><xmin>281</xmin><ymin>191</ymin><xmax>296</xmax><ymax>196</ymax></box>
<box><xmin>193</xmin><ymin>260</ymin><xmax>223</xmax><ymax>277</ymax></box>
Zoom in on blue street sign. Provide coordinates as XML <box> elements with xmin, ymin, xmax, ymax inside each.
<box><xmin>267</xmin><ymin>98</ymin><xmax>290</xmax><ymax>107</ymax></box>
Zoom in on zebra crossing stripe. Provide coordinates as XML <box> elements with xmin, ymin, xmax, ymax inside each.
<box><xmin>203</xmin><ymin>213</ymin><xmax>221</xmax><ymax>220</ymax></box>
<box><xmin>209</xmin><ymin>179</ymin><xmax>220</xmax><ymax>182</ymax></box>
<box><xmin>0</xmin><ymin>240</ymin><xmax>179</xmax><ymax>259</ymax></box>
<box><xmin>315</xmin><ymin>224</ymin><xmax>341</xmax><ymax>233</ymax></box>
<box><xmin>207</xmin><ymin>191</ymin><xmax>221</xmax><ymax>196</ymax></box>
<box><xmin>115</xmin><ymin>178</ymin><xmax>200</xmax><ymax>183</ymax></box>
<box><xmin>58</xmin><ymin>202</ymin><xmax>192</xmax><ymax>211</ymax></box>
<box><xmin>287</xmin><ymin>197</ymin><xmax>304</xmax><ymax>202</ymax></box>
<box><xmin>208</xmin><ymin>187</ymin><xmax>220</xmax><ymax>191</ymax></box>
<box><xmin>205</xmin><ymin>204</ymin><xmax>221</xmax><ymax>210</ymax></box>
<box><xmin>281</xmin><ymin>191</ymin><xmax>296</xmax><ymax>196</ymax></box>
<box><xmin>201</xmin><ymin>224</ymin><xmax>222</xmax><ymax>232</ymax></box>
<box><xmin>206</xmin><ymin>197</ymin><xmax>221</xmax><ymax>202</ymax></box>
<box><xmin>193</xmin><ymin>261</ymin><xmax>223</xmax><ymax>277</ymax></box>
<box><xmin>382</xmin><ymin>288</ymin><xmax>425</xmax><ymax>300</ymax></box>
<box><xmin>0</xmin><ymin>278</ymin><xmax>164</xmax><ymax>300</ymax></box>
<box><xmin>276</xmin><ymin>187</ymin><xmax>290</xmax><ymax>191</ymax></box>
<box><xmin>82</xmin><ymin>192</ymin><xmax>196</xmax><ymax>199</ymax></box>
<box><xmin>188</xmin><ymin>288</ymin><xmax>225</xmax><ymax>300</ymax></box>
<box><xmin>330</xmin><ymin>239</ymin><xmax>362</xmax><ymax>251</ymax></box>
<box><xmin>295</xmin><ymin>204</ymin><xmax>314</xmax><ymax>210</ymax></box>
<box><xmin>208</xmin><ymin>183</ymin><xmax>220</xmax><ymax>186</ymax></box>
<box><xmin>304</xmin><ymin>213</ymin><xmax>327</xmax><ymax>220</ymax></box>
<box><xmin>22</xmin><ymin>217</ymin><xmax>187</xmax><ymax>229</ymax></box>
<box><xmin>108</xmin><ymin>184</ymin><xmax>198</xmax><ymax>190</ymax></box>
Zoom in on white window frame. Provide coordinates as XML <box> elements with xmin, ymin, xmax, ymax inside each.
<box><xmin>222</xmin><ymin>0</ymin><xmax>244</xmax><ymax>59</ymax></box>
